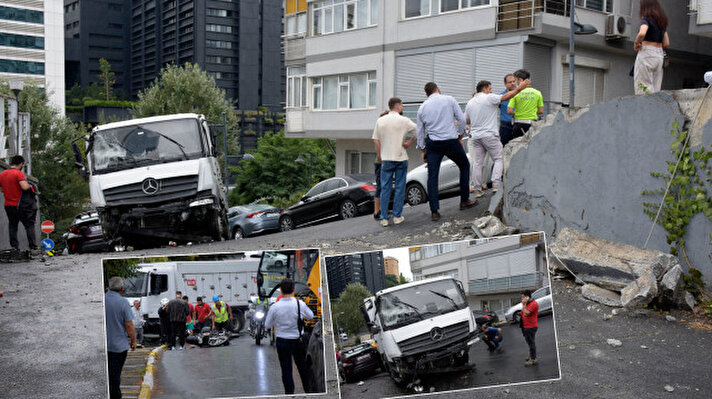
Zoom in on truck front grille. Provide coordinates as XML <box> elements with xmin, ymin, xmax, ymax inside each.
<box><xmin>103</xmin><ymin>175</ymin><xmax>199</xmax><ymax>206</ymax></box>
<box><xmin>397</xmin><ymin>321</ymin><xmax>470</xmax><ymax>357</ymax></box>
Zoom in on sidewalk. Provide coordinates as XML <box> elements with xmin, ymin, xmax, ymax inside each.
<box><xmin>120</xmin><ymin>346</ymin><xmax>157</xmax><ymax>399</ymax></box>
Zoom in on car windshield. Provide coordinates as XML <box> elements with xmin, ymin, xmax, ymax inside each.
<box><xmin>532</xmin><ymin>286</ymin><xmax>549</xmax><ymax>300</ymax></box>
<box><xmin>121</xmin><ymin>272</ymin><xmax>148</xmax><ymax>297</ymax></box>
<box><xmin>90</xmin><ymin>119</ymin><xmax>204</xmax><ymax>174</ymax></box>
<box><xmin>377</xmin><ymin>279</ymin><xmax>467</xmax><ymax>330</ymax></box>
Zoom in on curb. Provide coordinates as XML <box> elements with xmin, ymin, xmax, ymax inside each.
<box><xmin>137</xmin><ymin>345</ymin><xmax>166</xmax><ymax>399</ymax></box>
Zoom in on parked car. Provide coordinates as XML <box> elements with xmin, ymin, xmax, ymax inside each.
<box><xmin>261</xmin><ymin>251</ymin><xmax>288</xmax><ymax>269</ymax></box>
<box><xmin>227</xmin><ymin>204</ymin><xmax>282</xmax><ymax>239</ymax></box>
<box><xmin>63</xmin><ymin>211</ymin><xmax>111</xmax><ymax>254</ymax></box>
<box><xmin>472</xmin><ymin>309</ymin><xmax>499</xmax><ymax>327</ymax></box>
<box><xmin>338</xmin><ymin>342</ymin><xmax>382</xmax><ymax>383</ymax></box>
<box><xmin>504</xmin><ymin>285</ymin><xmax>553</xmax><ymax>324</ymax></box>
<box><xmin>279</xmin><ymin>175</ymin><xmax>376</xmax><ymax>231</ymax></box>
<box><xmin>305</xmin><ymin>320</ymin><xmax>326</xmax><ymax>392</ymax></box>
<box><xmin>405</xmin><ymin>154</ymin><xmax>473</xmax><ymax>206</ymax></box>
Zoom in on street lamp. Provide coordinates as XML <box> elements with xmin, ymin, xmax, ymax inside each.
<box><xmin>295</xmin><ymin>152</ymin><xmax>313</xmax><ymax>187</ymax></box>
<box><xmin>568</xmin><ymin>2</ymin><xmax>598</xmax><ymax>107</ymax></box>
<box><xmin>226</xmin><ymin>153</ymin><xmax>255</xmax><ymax>193</ymax></box>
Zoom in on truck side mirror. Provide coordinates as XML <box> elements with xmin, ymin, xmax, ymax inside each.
<box><xmin>72</xmin><ymin>143</ymin><xmax>87</xmax><ymax>179</ymax></box>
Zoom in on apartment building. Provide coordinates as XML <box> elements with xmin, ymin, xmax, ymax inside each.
<box><xmin>409</xmin><ymin>233</ymin><xmax>547</xmax><ymax>317</ymax></box>
<box><xmin>284</xmin><ymin>1</ymin><xmax>712</xmax><ymax>176</ymax></box>
<box><xmin>325</xmin><ymin>251</ymin><xmax>386</xmax><ymax>298</ymax></box>
<box><xmin>1</xmin><ymin>0</ymin><xmax>65</xmax><ymax>112</ymax></box>
<box><xmin>384</xmin><ymin>255</ymin><xmax>399</xmax><ymax>276</ymax></box>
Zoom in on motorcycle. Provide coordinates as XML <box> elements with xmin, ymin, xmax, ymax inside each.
<box><xmin>186</xmin><ymin>326</ymin><xmax>231</xmax><ymax>347</ymax></box>
<box><xmin>248</xmin><ymin>301</ymin><xmax>271</xmax><ymax>345</ymax></box>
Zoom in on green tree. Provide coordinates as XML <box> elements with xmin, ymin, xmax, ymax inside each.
<box><xmin>399</xmin><ymin>273</ymin><xmax>409</xmax><ymax>285</ymax></box>
<box><xmin>1</xmin><ymin>82</ymin><xmax>90</xmax><ymax>242</ymax></box>
<box><xmin>228</xmin><ymin>131</ymin><xmax>335</xmax><ymax>206</ymax></box>
<box><xmin>102</xmin><ymin>257</ymin><xmax>141</xmax><ymax>289</ymax></box>
<box><xmin>134</xmin><ymin>62</ymin><xmax>235</xmax><ymax>123</ymax></box>
<box><xmin>385</xmin><ymin>274</ymin><xmax>399</xmax><ymax>288</ymax></box>
<box><xmin>98</xmin><ymin>58</ymin><xmax>115</xmax><ymax>101</ymax></box>
<box><xmin>331</xmin><ymin>283</ymin><xmax>371</xmax><ymax>335</ymax></box>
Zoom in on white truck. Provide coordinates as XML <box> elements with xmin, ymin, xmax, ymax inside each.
<box><xmin>361</xmin><ymin>276</ymin><xmax>479</xmax><ymax>386</ymax></box>
<box><xmin>121</xmin><ymin>258</ymin><xmax>259</xmax><ymax>335</ymax></box>
<box><xmin>73</xmin><ymin>113</ymin><xmax>230</xmax><ymax>248</ymax></box>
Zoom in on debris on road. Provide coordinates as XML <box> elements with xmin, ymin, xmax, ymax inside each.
<box><xmin>665</xmin><ymin>315</ymin><xmax>677</xmax><ymax>322</ymax></box>
<box><xmin>664</xmin><ymin>385</ymin><xmax>675</xmax><ymax>392</ymax></box>
<box><xmin>471</xmin><ymin>215</ymin><xmax>518</xmax><ymax>238</ymax></box>
<box><xmin>607</xmin><ymin>339</ymin><xmax>622</xmax><ymax>347</ymax></box>
<box><xmin>582</xmin><ymin>284</ymin><xmax>622</xmax><ymax>307</ymax></box>
<box><xmin>620</xmin><ymin>269</ymin><xmax>658</xmax><ymax>308</ymax></box>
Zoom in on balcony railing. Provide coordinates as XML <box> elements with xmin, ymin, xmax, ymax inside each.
<box><xmin>468</xmin><ymin>272</ymin><xmax>544</xmax><ymax>295</ymax></box>
<box><xmin>497</xmin><ymin>0</ymin><xmax>571</xmax><ymax>32</ymax></box>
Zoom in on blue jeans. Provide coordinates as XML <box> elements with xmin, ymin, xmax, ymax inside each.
<box><xmin>380</xmin><ymin>160</ymin><xmax>408</xmax><ymax>218</ymax></box>
<box><xmin>425</xmin><ymin>137</ymin><xmax>471</xmax><ymax>212</ymax></box>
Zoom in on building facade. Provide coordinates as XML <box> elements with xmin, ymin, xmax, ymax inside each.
<box><xmin>384</xmin><ymin>255</ymin><xmax>399</xmax><ymax>276</ymax></box>
<box><xmin>326</xmin><ymin>251</ymin><xmax>385</xmax><ymax>298</ymax></box>
<box><xmin>284</xmin><ymin>1</ymin><xmax>712</xmax><ymax>176</ymax></box>
<box><xmin>409</xmin><ymin>233</ymin><xmax>547</xmax><ymax>318</ymax></box>
<box><xmin>1</xmin><ymin>0</ymin><xmax>65</xmax><ymax>112</ymax></box>
<box><xmin>64</xmin><ymin>0</ymin><xmax>285</xmax><ymax>110</ymax></box>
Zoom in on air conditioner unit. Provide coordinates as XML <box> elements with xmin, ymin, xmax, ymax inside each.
<box><xmin>605</xmin><ymin>14</ymin><xmax>632</xmax><ymax>40</ymax></box>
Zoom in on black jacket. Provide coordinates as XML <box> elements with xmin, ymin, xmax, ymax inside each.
<box><xmin>166</xmin><ymin>298</ymin><xmax>190</xmax><ymax>323</ymax></box>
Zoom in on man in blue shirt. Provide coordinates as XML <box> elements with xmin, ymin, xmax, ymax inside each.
<box><xmin>105</xmin><ymin>277</ymin><xmax>136</xmax><ymax>399</ymax></box>
<box><xmin>416</xmin><ymin>82</ymin><xmax>476</xmax><ymax>221</ymax></box>
<box><xmin>499</xmin><ymin>74</ymin><xmax>517</xmax><ymax>146</ymax></box>
<box><xmin>481</xmin><ymin>324</ymin><xmax>503</xmax><ymax>352</ymax></box>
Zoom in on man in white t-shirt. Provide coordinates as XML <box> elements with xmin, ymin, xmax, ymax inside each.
<box><xmin>465</xmin><ymin>79</ymin><xmax>529</xmax><ymax>197</ymax></box>
<box><xmin>372</xmin><ymin>97</ymin><xmax>416</xmax><ymax>227</ymax></box>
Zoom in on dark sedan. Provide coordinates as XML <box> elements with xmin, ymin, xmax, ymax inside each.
<box><xmin>227</xmin><ymin>204</ymin><xmax>282</xmax><ymax>239</ymax></box>
<box><xmin>63</xmin><ymin>211</ymin><xmax>111</xmax><ymax>254</ymax></box>
<box><xmin>339</xmin><ymin>343</ymin><xmax>382</xmax><ymax>383</ymax></box>
<box><xmin>278</xmin><ymin>175</ymin><xmax>375</xmax><ymax>231</ymax></box>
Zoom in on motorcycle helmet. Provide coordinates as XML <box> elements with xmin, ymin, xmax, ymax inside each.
<box><xmin>160</xmin><ymin>298</ymin><xmax>169</xmax><ymax>306</ymax></box>
<box><xmin>213</xmin><ymin>295</ymin><xmax>220</xmax><ymax>302</ymax></box>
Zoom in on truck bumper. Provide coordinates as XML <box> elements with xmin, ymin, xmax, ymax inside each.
<box><xmin>394</xmin><ymin>333</ymin><xmax>477</xmax><ymax>376</ymax></box>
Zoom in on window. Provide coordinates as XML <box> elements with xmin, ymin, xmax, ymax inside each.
<box><xmin>403</xmin><ymin>0</ymin><xmax>490</xmax><ymax>19</ymax></box>
<box><xmin>206</xmin><ymin>56</ymin><xmax>233</xmax><ymax>64</ymax></box>
<box><xmin>108</xmin><ymin>3</ymin><xmax>123</xmax><ymax>12</ymax></box>
<box><xmin>0</xmin><ymin>32</ymin><xmax>44</xmax><ymax>50</ymax></box>
<box><xmin>577</xmin><ymin>0</ymin><xmax>613</xmax><ymax>13</ymax></box>
<box><xmin>0</xmin><ymin>6</ymin><xmax>43</xmax><ymax>24</ymax></box>
<box><xmin>312</xmin><ymin>71</ymin><xmax>376</xmax><ymax>110</ymax></box>
<box><xmin>206</xmin><ymin>8</ymin><xmax>232</xmax><ymax>17</ymax></box>
<box><xmin>312</xmin><ymin>0</ymin><xmax>378</xmax><ymax>36</ymax></box>
<box><xmin>348</xmin><ymin>152</ymin><xmax>376</xmax><ymax>174</ymax></box>
<box><xmin>287</xmin><ymin>66</ymin><xmax>307</xmax><ymax>108</ymax></box>
<box><xmin>206</xmin><ymin>24</ymin><xmax>232</xmax><ymax>33</ymax></box>
<box><xmin>207</xmin><ymin>71</ymin><xmax>234</xmax><ymax>80</ymax></box>
<box><xmin>286</xmin><ymin>12</ymin><xmax>307</xmax><ymax>36</ymax></box>
<box><xmin>0</xmin><ymin>59</ymin><xmax>44</xmax><ymax>75</ymax></box>
<box><xmin>206</xmin><ymin>39</ymin><xmax>232</xmax><ymax>49</ymax></box>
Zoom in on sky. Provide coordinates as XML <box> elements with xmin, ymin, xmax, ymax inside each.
<box><xmin>383</xmin><ymin>246</ymin><xmax>412</xmax><ymax>281</ymax></box>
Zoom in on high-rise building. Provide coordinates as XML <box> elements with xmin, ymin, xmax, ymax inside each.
<box><xmin>1</xmin><ymin>0</ymin><xmax>65</xmax><ymax>112</ymax></box>
<box><xmin>384</xmin><ymin>256</ymin><xmax>399</xmax><ymax>276</ymax></box>
<box><xmin>326</xmin><ymin>251</ymin><xmax>385</xmax><ymax>298</ymax></box>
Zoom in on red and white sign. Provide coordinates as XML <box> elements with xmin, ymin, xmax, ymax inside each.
<box><xmin>186</xmin><ymin>279</ymin><xmax>197</xmax><ymax>287</ymax></box>
<box><xmin>41</xmin><ymin>220</ymin><xmax>55</xmax><ymax>234</ymax></box>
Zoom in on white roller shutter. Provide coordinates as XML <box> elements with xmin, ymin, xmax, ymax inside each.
<box><xmin>562</xmin><ymin>66</ymin><xmax>604</xmax><ymax>107</ymax></box>
<box><xmin>467</xmin><ymin>257</ymin><xmax>488</xmax><ymax>280</ymax></box>
<box><xmin>475</xmin><ymin>44</ymin><xmax>521</xmax><ymax>93</ymax></box>
<box><xmin>396</xmin><ymin>53</ymin><xmax>434</xmax><ymax>102</ymax></box>
<box><xmin>434</xmin><ymin>48</ymin><xmax>476</xmax><ymax>102</ymax></box>
<box><xmin>508</xmin><ymin>245</ymin><xmax>536</xmax><ymax>275</ymax></box>
<box><xmin>698</xmin><ymin>1</ymin><xmax>712</xmax><ymax>24</ymax></box>
<box><xmin>523</xmin><ymin>43</ymin><xmax>551</xmax><ymax>102</ymax></box>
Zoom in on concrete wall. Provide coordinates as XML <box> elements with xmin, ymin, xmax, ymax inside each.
<box><xmin>502</xmin><ymin>88</ymin><xmax>712</xmax><ymax>284</ymax></box>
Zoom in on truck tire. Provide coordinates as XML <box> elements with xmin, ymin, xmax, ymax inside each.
<box><xmin>230</xmin><ymin>307</ymin><xmax>245</xmax><ymax>332</ymax></box>
<box><xmin>255</xmin><ymin>324</ymin><xmax>263</xmax><ymax>345</ymax></box>
<box><xmin>385</xmin><ymin>360</ymin><xmax>407</xmax><ymax>388</ymax></box>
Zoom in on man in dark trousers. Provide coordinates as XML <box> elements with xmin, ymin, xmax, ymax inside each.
<box><xmin>520</xmin><ymin>289</ymin><xmax>539</xmax><ymax>366</ymax></box>
<box><xmin>264</xmin><ymin>278</ymin><xmax>315</xmax><ymax>394</ymax></box>
<box><xmin>416</xmin><ymin>82</ymin><xmax>476</xmax><ymax>221</ymax></box>
<box><xmin>105</xmin><ymin>277</ymin><xmax>136</xmax><ymax>399</ymax></box>
<box><xmin>481</xmin><ymin>324</ymin><xmax>503</xmax><ymax>352</ymax></box>
<box><xmin>166</xmin><ymin>291</ymin><xmax>190</xmax><ymax>350</ymax></box>
<box><xmin>158</xmin><ymin>298</ymin><xmax>170</xmax><ymax>345</ymax></box>
<box><xmin>0</xmin><ymin>155</ymin><xmax>38</xmax><ymax>253</ymax></box>
<box><xmin>193</xmin><ymin>296</ymin><xmax>213</xmax><ymax>332</ymax></box>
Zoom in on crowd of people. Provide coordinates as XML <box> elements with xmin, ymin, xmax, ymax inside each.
<box><xmin>157</xmin><ymin>292</ymin><xmax>233</xmax><ymax>350</ymax></box>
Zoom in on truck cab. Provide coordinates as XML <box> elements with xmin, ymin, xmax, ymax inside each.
<box><xmin>81</xmin><ymin>113</ymin><xmax>229</xmax><ymax>247</ymax></box>
<box><xmin>361</xmin><ymin>277</ymin><xmax>478</xmax><ymax>386</ymax></box>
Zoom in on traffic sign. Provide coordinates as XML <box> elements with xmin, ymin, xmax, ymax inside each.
<box><xmin>41</xmin><ymin>220</ymin><xmax>55</xmax><ymax>234</ymax></box>
<box><xmin>41</xmin><ymin>238</ymin><xmax>55</xmax><ymax>251</ymax></box>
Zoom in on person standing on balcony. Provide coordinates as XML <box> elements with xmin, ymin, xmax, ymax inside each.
<box><xmin>373</xmin><ymin>98</ymin><xmax>416</xmax><ymax>227</ymax></box>
<box><xmin>507</xmin><ymin>70</ymin><xmax>543</xmax><ymax>141</ymax></box>
<box><xmin>634</xmin><ymin>0</ymin><xmax>669</xmax><ymax>94</ymax></box>
<box><xmin>416</xmin><ymin>82</ymin><xmax>476</xmax><ymax>221</ymax></box>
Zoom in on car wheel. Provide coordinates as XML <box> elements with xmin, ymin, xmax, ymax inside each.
<box><xmin>274</xmin><ymin>260</ymin><xmax>283</xmax><ymax>268</ymax></box>
<box><xmin>233</xmin><ymin>227</ymin><xmax>244</xmax><ymax>240</ymax></box>
<box><xmin>339</xmin><ymin>199</ymin><xmax>357</xmax><ymax>219</ymax></box>
<box><xmin>406</xmin><ymin>183</ymin><xmax>425</xmax><ymax>206</ymax></box>
<box><xmin>279</xmin><ymin>215</ymin><xmax>294</xmax><ymax>232</ymax></box>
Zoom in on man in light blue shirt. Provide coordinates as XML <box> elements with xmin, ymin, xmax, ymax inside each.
<box><xmin>105</xmin><ymin>277</ymin><xmax>136</xmax><ymax>399</ymax></box>
<box><xmin>499</xmin><ymin>74</ymin><xmax>517</xmax><ymax>146</ymax></box>
<box><xmin>416</xmin><ymin>82</ymin><xmax>476</xmax><ymax>220</ymax></box>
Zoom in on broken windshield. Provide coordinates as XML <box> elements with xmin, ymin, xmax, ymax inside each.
<box><xmin>90</xmin><ymin>118</ymin><xmax>205</xmax><ymax>174</ymax></box>
<box><xmin>378</xmin><ymin>279</ymin><xmax>467</xmax><ymax>330</ymax></box>
<box><xmin>121</xmin><ymin>272</ymin><xmax>148</xmax><ymax>297</ymax></box>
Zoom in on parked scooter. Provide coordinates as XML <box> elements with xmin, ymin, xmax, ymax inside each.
<box><xmin>248</xmin><ymin>300</ymin><xmax>271</xmax><ymax>345</ymax></box>
<box><xmin>186</xmin><ymin>326</ymin><xmax>231</xmax><ymax>347</ymax></box>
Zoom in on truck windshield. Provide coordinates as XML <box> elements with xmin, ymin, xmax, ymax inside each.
<box><xmin>121</xmin><ymin>272</ymin><xmax>148</xmax><ymax>297</ymax></box>
<box><xmin>378</xmin><ymin>279</ymin><xmax>467</xmax><ymax>330</ymax></box>
<box><xmin>90</xmin><ymin>118</ymin><xmax>205</xmax><ymax>174</ymax></box>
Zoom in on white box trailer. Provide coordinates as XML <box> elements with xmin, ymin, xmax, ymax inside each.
<box><xmin>122</xmin><ymin>258</ymin><xmax>259</xmax><ymax>334</ymax></box>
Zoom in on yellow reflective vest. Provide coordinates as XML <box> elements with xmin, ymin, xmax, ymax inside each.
<box><xmin>212</xmin><ymin>301</ymin><xmax>228</xmax><ymax>323</ymax></box>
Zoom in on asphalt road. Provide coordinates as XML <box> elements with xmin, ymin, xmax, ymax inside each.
<box><xmin>2</xmin><ymin>194</ymin><xmax>712</xmax><ymax>398</ymax></box>
<box><xmin>340</xmin><ymin>316</ymin><xmax>559</xmax><ymax>398</ymax></box>
<box><xmin>152</xmin><ymin>333</ymin><xmax>309</xmax><ymax>398</ymax></box>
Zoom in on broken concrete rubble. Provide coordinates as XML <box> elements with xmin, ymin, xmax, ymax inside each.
<box><xmin>658</xmin><ymin>264</ymin><xmax>685</xmax><ymax>307</ymax></box>
<box><xmin>621</xmin><ymin>270</ymin><xmax>658</xmax><ymax>309</ymax></box>
<box><xmin>471</xmin><ymin>215</ymin><xmax>518</xmax><ymax>238</ymax></box>
<box><xmin>581</xmin><ymin>284</ymin><xmax>622</xmax><ymax>307</ymax></box>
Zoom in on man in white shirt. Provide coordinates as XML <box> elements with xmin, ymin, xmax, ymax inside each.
<box><xmin>372</xmin><ymin>97</ymin><xmax>416</xmax><ymax>227</ymax></box>
<box><xmin>264</xmin><ymin>278</ymin><xmax>315</xmax><ymax>394</ymax></box>
<box><xmin>465</xmin><ymin>79</ymin><xmax>529</xmax><ymax>197</ymax></box>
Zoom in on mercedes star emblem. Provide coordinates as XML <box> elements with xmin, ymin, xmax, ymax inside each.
<box><xmin>141</xmin><ymin>178</ymin><xmax>159</xmax><ymax>195</ymax></box>
<box><xmin>430</xmin><ymin>327</ymin><xmax>444</xmax><ymax>342</ymax></box>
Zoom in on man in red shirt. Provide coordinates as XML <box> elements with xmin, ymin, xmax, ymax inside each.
<box><xmin>193</xmin><ymin>296</ymin><xmax>213</xmax><ymax>332</ymax></box>
<box><xmin>0</xmin><ymin>155</ymin><xmax>37</xmax><ymax>252</ymax></box>
<box><xmin>520</xmin><ymin>289</ymin><xmax>539</xmax><ymax>366</ymax></box>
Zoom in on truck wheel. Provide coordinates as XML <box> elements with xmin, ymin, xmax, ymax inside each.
<box><xmin>231</xmin><ymin>308</ymin><xmax>245</xmax><ymax>332</ymax></box>
<box><xmin>385</xmin><ymin>361</ymin><xmax>407</xmax><ymax>388</ymax></box>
